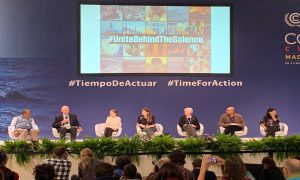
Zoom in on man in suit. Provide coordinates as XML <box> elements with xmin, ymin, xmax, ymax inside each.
<box><xmin>52</xmin><ymin>105</ymin><xmax>82</xmax><ymax>140</ymax></box>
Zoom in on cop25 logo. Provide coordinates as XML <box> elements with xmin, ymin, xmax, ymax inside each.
<box><xmin>285</xmin><ymin>13</ymin><xmax>300</xmax><ymax>27</ymax></box>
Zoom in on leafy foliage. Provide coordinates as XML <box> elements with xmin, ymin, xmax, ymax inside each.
<box><xmin>80</xmin><ymin>137</ymin><xmax>116</xmax><ymax>159</ymax></box>
<box><xmin>2</xmin><ymin>140</ymin><xmax>32</xmax><ymax>165</ymax></box>
<box><xmin>143</xmin><ymin>135</ymin><xmax>176</xmax><ymax>152</ymax></box>
<box><xmin>177</xmin><ymin>137</ymin><xmax>206</xmax><ymax>159</ymax></box>
<box><xmin>261</xmin><ymin>136</ymin><xmax>300</xmax><ymax>161</ymax></box>
<box><xmin>177</xmin><ymin>137</ymin><xmax>206</xmax><ymax>152</ymax></box>
<box><xmin>210</xmin><ymin>134</ymin><xmax>242</xmax><ymax>158</ymax></box>
<box><xmin>39</xmin><ymin>138</ymin><xmax>68</xmax><ymax>153</ymax></box>
<box><xmin>2</xmin><ymin>135</ymin><xmax>300</xmax><ymax>165</ymax></box>
<box><xmin>243</xmin><ymin>139</ymin><xmax>268</xmax><ymax>150</ymax></box>
<box><xmin>113</xmin><ymin>135</ymin><xmax>143</xmax><ymax>163</ymax></box>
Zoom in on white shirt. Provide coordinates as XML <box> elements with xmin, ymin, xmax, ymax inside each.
<box><xmin>10</xmin><ymin>115</ymin><xmax>39</xmax><ymax>131</ymax></box>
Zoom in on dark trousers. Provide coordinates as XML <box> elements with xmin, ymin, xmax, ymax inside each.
<box><xmin>58</xmin><ymin>126</ymin><xmax>77</xmax><ymax>140</ymax></box>
<box><xmin>142</xmin><ymin>127</ymin><xmax>157</xmax><ymax>139</ymax></box>
<box><xmin>104</xmin><ymin>127</ymin><xmax>117</xmax><ymax>137</ymax></box>
<box><xmin>224</xmin><ymin>125</ymin><xmax>242</xmax><ymax>135</ymax></box>
<box><xmin>182</xmin><ymin>124</ymin><xmax>198</xmax><ymax>137</ymax></box>
<box><xmin>265</xmin><ymin>125</ymin><xmax>280</xmax><ymax>137</ymax></box>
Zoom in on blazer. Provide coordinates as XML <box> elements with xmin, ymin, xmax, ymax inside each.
<box><xmin>52</xmin><ymin>113</ymin><xmax>81</xmax><ymax>129</ymax></box>
<box><xmin>178</xmin><ymin>115</ymin><xmax>200</xmax><ymax>131</ymax></box>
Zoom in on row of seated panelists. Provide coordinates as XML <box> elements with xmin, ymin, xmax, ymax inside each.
<box><xmin>8</xmin><ymin>122</ymin><xmax>289</xmax><ymax>139</ymax></box>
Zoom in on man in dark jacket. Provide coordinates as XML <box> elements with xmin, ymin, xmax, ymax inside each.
<box><xmin>52</xmin><ymin>105</ymin><xmax>82</xmax><ymax>140</ymax></box>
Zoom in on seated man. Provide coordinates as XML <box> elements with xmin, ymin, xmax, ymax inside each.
<box><xmin>219</xmin><ymin>106</ymin><xmax>246</xmax><ymax>135</ymax></box>
<box><xmin>52</xmin><ymin>105</ymin><xmax>82</xmax><ymax>140</ymax></box>
<box><xmin>178</xmin><ymin>107</ymin><xmax>200</xmax><ymax>137</ymax></box>
<box><xmin>10</xmin><ymin>108</ymin><xmax>39</xmax><ymax>142</ymax></box>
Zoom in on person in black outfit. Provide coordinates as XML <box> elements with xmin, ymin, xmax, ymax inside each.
<box><xmin>113</xmin><ymin>156</ymin><xmax>142</xmax><ymax>180</ymax></box>
<box><xmin>137</xmin><ymin>107</ymin><xmax>157</xmax><ymax>139</ymax></box>
<box><xmin>260</xmin><ymin>156</ymin><xmax>284</xmax><ymax>180</ymax></box>
<box><xmin>94</xmin><ymin>162</ymin><xmax>115</xmax><ymax>180</ymax></box>
<box><xmin>259</xmin><ymin>108</ymin><xmax>281</xmax><ymax>137</ymax></box>
<box><xmin>122</xmin><ymin>163</ymin><xmax>142</xmax><ymax>180</ymax></box>
<box><xmin>157</xmin><ymin>163</ymin><xmax>184</xmax><ymax>180</ymax></box>
<box><xmin>34</xmin><ymin>164</ymin><xmax>55</xmax><ymax>180</ymax></box>
<box><xmin>168</xmin><ymin>150</ymin><xmax>194</xmax><ymax>180</ymax></box>
<box><xmin>0</xmin><ymin>150</ymin><xmax>19</xmax><ymax>180</ymax></box>
<box><xmin>52</xmin><ymin>105</ymin><xmax>82</xmax><ymax>140</ymax></box>
<box><xmin>192</xmin><ymin>158</ymin><xmax>217</xmax><ymax>180</ymax></box>
<box><xmin>178</xmin><ymin>107</ymin><xmax>200</xmax><ymax>137</ymax></box>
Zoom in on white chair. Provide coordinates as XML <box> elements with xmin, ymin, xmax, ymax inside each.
<box><xmin>177</xmin><ymin>123</ymin><xmax>204</xmax><ymax>137</ymax></box>
<box><xmin>8</xmin><ymin>126</ymin><xmax>39</xmax><ymax>140</ymax></box>
<box><xmin>52</xmin><ymin>128</ymin><xmax>81</xmax><ymax>139</ymax></box>
<box><xmin>8</xmin><ymin>126</ymin><xmax>18</xmax><ymax>140</ymax></box>
<box><xmin>260</xmin><ymin>122</ymin><xmax>288</xmax><ymax>137</ymax></box>
<box><xmin>95</xmin><ymin>123</ymin><xmax>122</xmax><ymax>137</ymax></box>
<box><xmin>219</xmin><ymin>126</ymin><xmax>248</xmax><ymax>136</ymax></box>
<box><xmin>136</xmin><ymin>123</ymin><xmax>163</xmax><ymax>136</ymax></box>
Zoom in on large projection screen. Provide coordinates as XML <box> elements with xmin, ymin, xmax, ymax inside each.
<box><xmin>79</xmin><ymin>4</ymin><xmax>231</xmax><ymax>75</ymax></box>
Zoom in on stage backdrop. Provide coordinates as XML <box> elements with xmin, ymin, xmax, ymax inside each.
<box><xmin>0</xmin><ymin>0</ymin><xmax>300</xmax><ymax>140</ymax></box>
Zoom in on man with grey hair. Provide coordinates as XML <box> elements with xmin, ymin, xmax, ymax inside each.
<box><xmin>178</xmin><ymin>107</ymin><xmax>200</xmax><ymax>137</ymax></box>
<box><xmin>10</xmin><ymin>108</ymin><xmax>39</xmax><ymax>142</ymax></box>
<box><xmin>52</xmin><ymin>105</ymin><xmax>82</xmax><ymax>141</ymax></box>
<box><xmin>219</xmin><ymin>106</ymin><xmax>246</xmax><ymax>135</ymax></box>
<box><xmin>283</xmin><ymin>158</ymin><xmax>300</xmax><ymax>180</ymax></box>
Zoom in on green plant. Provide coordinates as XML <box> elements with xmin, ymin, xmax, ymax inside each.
<box><xmin>144</xmin><ymin>135</ymin><xmax>176</xmax><ymax>152</ymax></box>
<box><xmin>79</xmin><ymin>137</ymin><xmax>116</xmax><ymax>159</ymax></box>
<box><xmin>4</xmin><ymin>135</ymin><xmax>300</xmax><ymax>166</ymax></box>
<box><xmin>66</xmin><ymin>140</ymin><xmax>83</xmax><ymax>155</ymax></box>
<box><xmin>243</xmin><ymin>139</ymin><xmax>268</xmax><ymax>151</ymax></box>
<box><xmin>113</xmin><ymin>135</ymin><xmax>143</xmax><ymax>163</ymax></box>
<box><xmin>142</xmin><ymin>135</ymin><xmax>176</xmax><ymax>159</ymax></box>
<box><xmin>2</xmin><ymin>140</ymin><xmax>32</xmax><ymax>165</ymax></box>
<box><xmin>281</xmin><ymin>135</ymin><xmax>300</xmax><ymax>159</ymax></box>
<box><xmin>39</xmin><ymin>138</ymin><xmax>68</xmax><ymax>153</ymax></box>
<box><xmin>177</xmin><ymin>137</ymin><xmax>206</xmax><ymax>159</ymax></box>
<box><xmin>210</xmin><ymin>134</ymin><xmax>242</xmax><ymax>158</ymax></box>
<box><xmin>260</xmin><ymin>135</ymin><xmax>300</xmax><ymax>161</ymax></box>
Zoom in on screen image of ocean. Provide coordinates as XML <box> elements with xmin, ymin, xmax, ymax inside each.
<box><xmin>0</xmin><ymin>58</ymin><xmax>66</xmax><ymax>139</ymax></box>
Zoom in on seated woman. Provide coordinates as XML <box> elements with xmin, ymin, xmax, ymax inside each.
<box><xmin>137</xmin><ymin>107</ymin><xmax>157</xmax><ymax>139</ymax></box>
<box><xmin>260</xmin><ymin>108</ymin><xmax>281</xmax><ymax>137</ymax></box>
<box><xmin>104</xmin><ymin>109</ymin><xmax>122</xmax><ymax>137</ymax></box>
